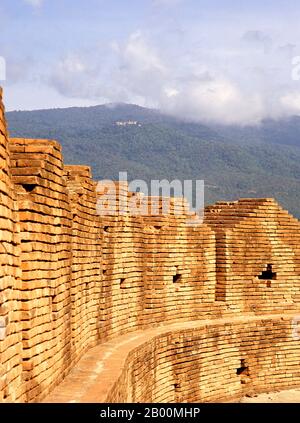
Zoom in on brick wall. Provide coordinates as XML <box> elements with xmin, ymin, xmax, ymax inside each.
<box><xmin>0</xmin><ymin>89</ymin><xmax>23</xmax><ymax>402</ymax></box>
<box><xmin>1</xmin><ymin>88</ymin><xmax>300</xmax><ymax>402</ymax></box>
<box><xmin>204</xmin><ymin>199</ymin><xmax>300</xmax><ymax>313</ymax></box>
<box><xmin>9</xmin><ymin>138</ymin><xmax>73</xmax><ymax>401</ymax></box>
<box><xmin>106</xmin><ymin>316</ymin><xmax>300</xmax><ymax>402</ymax></box>
<box><xmin>0</xmin><ymin>130</ymin><xmax>217</xmax><ymax>401</ymax></box>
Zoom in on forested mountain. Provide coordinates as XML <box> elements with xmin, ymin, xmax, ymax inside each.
<box><xmin>7</xmin><ymin>104</ymin><xmax>300</xmax><ymax>217</ymax></box>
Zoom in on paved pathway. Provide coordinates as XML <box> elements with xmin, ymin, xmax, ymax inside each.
<box><xmin>240</xmin><ymin>389</ymin><xmax>300</xmax><ymax>403</ymax></box>
<box><xmin>42</xmin><ymin>313</ymin><xmax>296</xmax><ymax>403</ymax></box>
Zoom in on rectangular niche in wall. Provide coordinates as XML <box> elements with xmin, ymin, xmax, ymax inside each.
<box><xmin>172</xmin><ymin>268</ymin><xmax>183</xmax><ymax>292</ymax></box>
<box><xmin>236</xmin><ymin>359</ymin><xmax>250</xmax><ymax>384</ymax></box>
<box><xmin>258</xmin><ymin>264</ymin><xmax>277</xmax><ymax>282</ymax></box>
<box><xmin>120</xmin><ymin>278</ymin><xmax>127</xmax><ymax>289</ymax></box>
<box><xmin>22</xmin><ymin>183</ymin><xmax>37</xmax><ymax>193</ymax></box>
<box><xmin>173</xmin><ymin>273</ymin><xmax>182</xmax><ymax>284</ymax></box>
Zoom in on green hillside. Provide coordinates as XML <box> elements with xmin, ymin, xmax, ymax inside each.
<box><xmin>6</xmin><ymin>104</ymin><xmax>300</xmax><ymax>218</ymax></box>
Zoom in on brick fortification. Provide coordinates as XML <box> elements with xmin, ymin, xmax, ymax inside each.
<box><xmin>1</xmin><ymin>89</ymin><xmax>300</xmax><ymax>402</ymax></box>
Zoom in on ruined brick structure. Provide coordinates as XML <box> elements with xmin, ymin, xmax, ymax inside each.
<box><xmin>1</xmin><ymin>88</ymin><xmax>300</xmax><ymax>402</ymax></box>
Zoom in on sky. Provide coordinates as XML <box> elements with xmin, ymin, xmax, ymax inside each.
<box><xmin>2</xmin><ymin>0</ymin><xmax>300</xmax><ymax>124</ymax></box>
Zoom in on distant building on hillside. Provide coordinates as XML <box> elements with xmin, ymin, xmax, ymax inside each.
<box><xmin>115</xmin><ymin>120</ymin><xmax>142</xmax><ymax>127</ymax></box>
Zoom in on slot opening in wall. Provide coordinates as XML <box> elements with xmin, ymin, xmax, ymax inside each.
<box><xmin>104</xmin><ymin>226</ymin><xmax>109</xmax><ymax>233</ymax></box>
<box><xmin>173</xmin><ymin>273</ymin><xmax>182</xmax><ymax>284</ymax></box>
<box><xmin>258</xmin><ymin>264</ymin><xmax>276</xmax><ymax>281</ymax></box>
<box><xmin>236</xmin><ymin>359</ymin><xmax>249</xmax><ymax>384</ymax></box>
<box><xmin>50</xmin><ymin>294</ymin><xmax>56</xmax><ymax>311</ymax></box>
<box><xmin>120</xmin><ymin>278</ymin><xmax>126</xmax><ymax>289</ymax></box>
<box><xmin>22</xmin><ymin>184</ymin><xmax>37</xmax><ymax>193</ymax></box>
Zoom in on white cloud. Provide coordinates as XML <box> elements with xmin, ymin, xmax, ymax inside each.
<box><xmin>58</xmin><ymin>55</ymin><xmax>86</xmax><ymax>74</ymax></box>
<box><xmin>123</xmin><ymin>31</ymin><xmax>166</xmax><ymax>74</ymax></box>
<box><xmin>49</xmin><ymin>54</ymin><xmax>93</xmax><ymax>98</ymax></box>
<box><xmin>47</xmin><ymin>26</ymin><xmax>300</xmax><ymax>125</ymax></box>
<box><xmin>24</xmin><ymin>0</ymin><xmax>43</xmax><ymax>8</ymax></box>
<box><xmin>280</xmin><ymin>92</ymin><xmax>300</xmax><ymax>114</ymax></box>
<box><xmin>164</xmin><ymin>87</ymin><xmax>179</xmax><ymax>98</ymax></box>
<box><xmin>49</xmin><ymin>32</ymin><xmax>168</xmax><ymax>104</ymax></box>
<box><xmin>161</xmin><ymin>78</ymin><xmax>265</xmax><ymax>125</ymax></box>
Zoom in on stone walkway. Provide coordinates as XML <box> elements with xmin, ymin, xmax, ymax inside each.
<box><xmin>240</xmin><ymin>389</ymin><xmax>300</xmax><ymax>403</ymax></box>
<box><xmin>42</xmin><ymin>314</ymin><xmax>297</xmax><ymax>403</ymax></box>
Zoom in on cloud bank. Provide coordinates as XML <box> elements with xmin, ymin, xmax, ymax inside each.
<box><xmin>47</xmin><ymin>26</ymin><xmax>300</xmax><ymax>125</ymax></box>
<box><xmin>5</xmin><ymin>1</ymin><xmax>300</xmax><ymax>124</ymax></box>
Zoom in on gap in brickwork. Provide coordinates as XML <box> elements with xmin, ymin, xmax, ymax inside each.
<box><xmin>22</xmin><ymin>184</ymin><xmax>37</xmax><ymax>193</ymax></box>
<box><xmin>120</xmin><ymin>278</ymin><xmax>126</xmax><ymax>289</ymax></box>
<box><xmin>173</xmin><ymin>273</ymin><xmax>182</xmax><ymax>284</ymax></box>
<box><xmin>236</xmin><ymin>359</ymin><xmax>248</xmax><ymax>375</ymax></box>
<box><xmin>258</xmin><ymin>264</ymin><xmax>277</xmax><ymax>281</ymax></box>
<box><xmin>236</xmin><ymin>359</ymin><xmax>249</xmax><ymax>384</ymax></box>
<box><xmin>50</xmin><ymin>294</ymin><xmax>56</xmax><ymax>310</ymax></box>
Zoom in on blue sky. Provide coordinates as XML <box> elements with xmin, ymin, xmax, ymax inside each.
<box><xmin>2</xmin><ymin>0</ymin><xmax>300</xmax><ymax>124</ymax></box>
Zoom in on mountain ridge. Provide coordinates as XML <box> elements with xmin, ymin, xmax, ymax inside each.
<box><xmin>6</xmin><ymin>103</ymin><xmax>300</xmax><ymax>217</ymax></box>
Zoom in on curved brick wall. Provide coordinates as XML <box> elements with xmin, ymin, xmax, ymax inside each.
<box><xmin>2</xmin><ymin>131</ymin><xmax>218</xmax><ymax>402</ymax></box>
<box><xmin>105</xmin><ymin>315</ymin><xmax>300</xmax><ymax>403</ymax></box>
<box><xmin>2</xmin><ymin>87</ymin><xmax>300</xmax><ymax>403</ymax></box>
